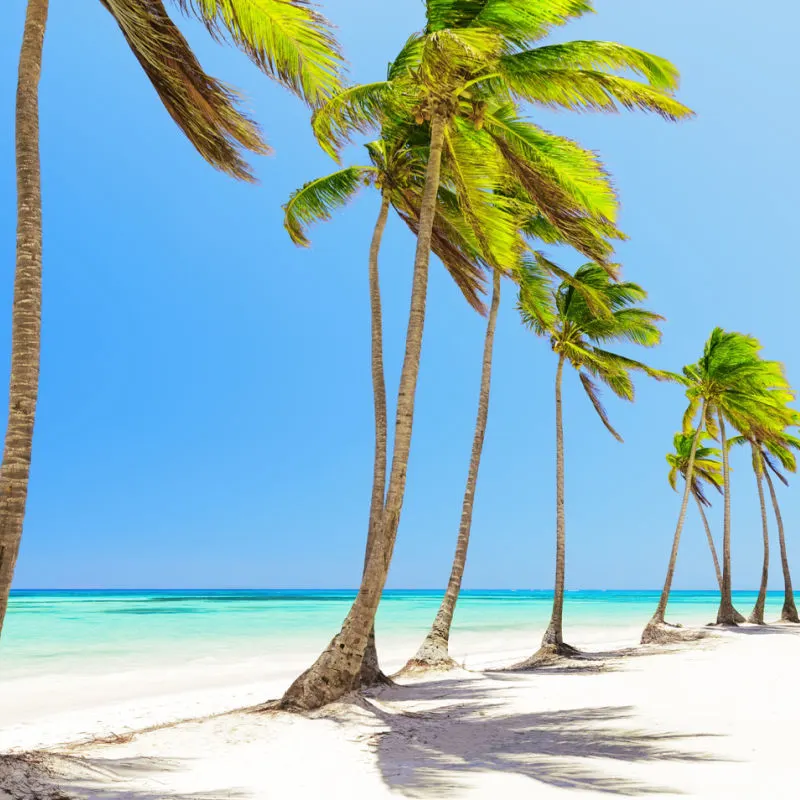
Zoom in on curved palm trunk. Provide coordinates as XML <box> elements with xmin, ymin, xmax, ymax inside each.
<box><xmin>695</xmin><ymin>492</ymin><xmax>745</xmax><ymax>623</ymax></box>
<box><xmin>358</xmin><ymin>194</ymin><xmax>391</xmax><ymax>687</ymax></box>
<box><xmin>764</xmin><ymin>469</ymin><xmax>799</xmax><ymax>622</ymax></box>
<box><xmin>716</xmin><ymin>412</ymin><xmax>738</xmax><ymax>625</ymax></box>
<box><xmin>279</xmin><ymin>113</ymin><xmax>447</xmax><ymax>711</ymax></box>
<box><xmin>747</xmin><ymin>447</ymin><xmax>770</xmax><ymax>625</ymax></box>
<box><xmin>641</xmin><ymin>401</ymin><xmax>708</xmax><ymax>643</ymax></box>
<box><xmin>405</xmin><ymin>267</ymin><xmax>501</xmax><ymax>670</ymax></box>
<box><xmin>0</xmin><ymin>0</ymin><xmax>49</xmax><ymax>641</ymax></box>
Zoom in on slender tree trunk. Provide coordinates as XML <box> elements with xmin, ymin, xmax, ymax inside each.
<box><xmin>695</xmin><ymin>493</ymin><xmax>723</xmax><ymax>590</ymax></box>
<box><xmin>541</xmin><ymin>353</ymin><xmax>568</xmax><ymax>648</ymax></box>
<box><xmin>764</xmin><ymin>468</ymin><xmax>799</xmax><ymax>622</ymax></box>
<box><xmin>747</xmin><ymin>446</ymin><xmax>770</xmax><ymax>625</ymax></box>
<box><xmin>695</xmin><ymin>492</ymin><xmax>745</xmax><ymax>623</ymax></box>
<box><xmin>641</xmin><ymin>402</ymin><xmax>708</xmax><ymax>643</ymax></box>
<box><xmin>716</xmin><ymin>412</ymin><xmax>737</xmax><ymax>625</ymax></box>
<box><xmin>405</xmin><ymin>267</ymin><xmax>501</xmax><ymax>670</ymax></box>
<box><xmin>358</xmin><ymin>193</ymin><xmax>391</xmax><ymax>687</ymax></box>
<box><xmin>0</xmin><ymin>0</ymin><xmax>49</xmax><ymax>641</ymax></box>
<box><xmin>279</xmin><ymin>113</ymin><xmax>448</xmax><ymax>711</ymax></box>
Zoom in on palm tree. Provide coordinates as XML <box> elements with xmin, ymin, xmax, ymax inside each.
<box><xmin>730</xmin><ymin>426</ymin><xmax>800</xmax><ymax>624</ymax></box>
<box><xmin>759</xmin><ymin>429</ymin><xmax>800</xmax><ymax>622</ymax></box>
<box><xmin>0</xmin><ymin>0</ymin><xmax>343</xmax><ymax>640</ymax></box>
<box><xmin>666</xmin><ymin>432</ymin><xmax>745</xmax><ymax>622</ymax></box>
<box><xmin>515</xmin><ymin>264</ymin><xmax>669</xmax><ymax>664</ymax></box>
<box><xmin>643</xmin><ymin>329</ymin><xmax>794</xmax><ymax>641</ymax></box>
<box><xmin>283</xmin><ymin>133</ymin><xmax>494</xmax><ymax>683</ymax></box>
<box><xmin>280</xmin><ymin>0</ymin><xmax>691</xmax><ymax>710</ymax></box>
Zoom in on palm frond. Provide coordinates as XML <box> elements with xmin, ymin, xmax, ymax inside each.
<box><xmin>502</xmin><ymin>41</ymin><xmax>681</xmax><ymax>91</ymax></box>
<box><xmin>173</xmin><ymin>0</ymin><xmax>343</xmax><ymax>106</ymax></box>
<box><xmin>283</xmin><ymin>166</ymin><xmax>376</xmax><ymax>245</ymax></box>
<box><xmin>579</xmin><ymin>371</ymin><xmax>623</xmax><ymax>442</ymax></box>
<box><xmin>102</xmin><ymin>0</ymin><xmax>268</xmax><ymax>181</ymax></box>
<box><xmin>312</xmin><ymin>81</ymin><xmax>391</xmax><ymax>159</ymax></box>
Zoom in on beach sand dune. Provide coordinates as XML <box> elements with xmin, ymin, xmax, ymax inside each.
<box><xmin>3</xmin><ymin>626</ymin><xmax>799</xmax><ymax>799</ymax></box>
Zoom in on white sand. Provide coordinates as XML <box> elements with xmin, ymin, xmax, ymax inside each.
<box><xmin>3</xmin><ymin>625</ymin><xmax>799</xmax><ymax>799</ymax></box>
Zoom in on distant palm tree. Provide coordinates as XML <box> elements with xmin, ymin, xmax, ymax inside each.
<box><xmin>0</xmin><ymin>0</ymin><xmax>343</xmax><ymax>640</ymax></box>
<box><xmin>730</xmin><ymin>426</ymin><xmax>800</xmax><ymax>624</ymax></box>
<box><xmin>281</xmin><ymin>0</ymin><xmax>691</xmax><ymax>710</ymax></box>
<box><xmin>643</xmin><ymin>329</ymin><xmax>794</xmax><ymax>641</ymax></box>
<box><xmin>666</xmin><ymin>432</ymin><xmax>745</xmax><ymax>622</ymax></box>
<box><xmin>516</xmin><ymin>264</ymin><xmax>669</xmax><ymax>664</ymax></box>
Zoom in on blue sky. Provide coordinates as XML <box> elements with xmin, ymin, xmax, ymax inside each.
<box><xmin>2</xmin><ymin>1</ymin><xmax>797</xmax><ymax>591</ymax></box>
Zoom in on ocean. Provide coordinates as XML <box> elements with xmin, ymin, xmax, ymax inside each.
<box><xmin>1</xmin><ymin>588</ymin><xmax>785</xmax><ymax>680</ymax></box>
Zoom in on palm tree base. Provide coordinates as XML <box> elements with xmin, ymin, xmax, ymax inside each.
<box><xmin>506</xmin><ymin>642</ymin><xmax>582</xmax><ymax>670</ymax></box>
<box><xmin>396</xmin><ymin>633</ymin><xmax>459</xmax><ymax>675</ymax></box>
<box><xmin>781</xmin><ymin>603</ymin><xmax>800</xmax><ymax>623</ymax></box>
<box><xmin>733</xmin><ymin>608</ymin><xmax>747</xmax><ymax>624</ymax></box>
<box><xmin>641</xmin><ymin>619</ymin><xmax>707</xmax><ymax>645</ymax></box>
<box><xmin>747</xmin><ymin>610</ymin><xmax>766</xmax><ymax>625</ymax></box>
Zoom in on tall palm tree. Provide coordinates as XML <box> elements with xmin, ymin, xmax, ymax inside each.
<box><xmin>730</xmin><ymin>426</ymin><xmax>800</xmax><ymax>624</ymax></box>
<box><xmin>515</xmin><ymin>264</ymin><xmax>669</xmax><ymax>665</ymax></box>
<box><xmin>283</xmin><ymin>134</ymin><xmax>493</xmax><ymax>683</ymax></box>
<box><xmin>666</xmin><ymin>431</ymin><xmax>745</xmax><ymax>622</ymax></box>
<box><xmin>280</xmin><ymin>0</ymin><xmax>691</xmax><ymax>710</ymax></box>
<box><xmin>0</xmin><ymin>0</ymin><xmax>343</xmax><ymax>640</ymax></box>
<box><xmin>643</xmin><ymin>329</ymin><xmax>794</xmax><ymax>641</ymax></box>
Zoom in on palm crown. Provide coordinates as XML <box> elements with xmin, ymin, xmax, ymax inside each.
<box><xmin>311</xmin><ymin>0</ymin><xmax>692</xmax><ymax>264</ymax></box>
<box><xmin>519</xmin><ymin>263</ymin><xmax>670</xmax><ymax>440</ymax></box>
<box><xmin>667</xmin><ymin>431</ymin><xmax>724</xmax><ymax>507</ymax></box>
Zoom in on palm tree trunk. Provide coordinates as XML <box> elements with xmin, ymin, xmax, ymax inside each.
<box><xmin>358</xmin><ymin>193</ymin><xmax>391</xmax><ymax>687</ymax></box>
<box><xmin>0</xmin><ymin>0</ymin><xmax>49</xmax><ymax>641</ymax></box>
<box><xmin>695</xmin><ymin>492</ymin><xmax>722</xmax><ymax>590</ymax></box>
<box><xmin>747</xmin><ymin>447</ymin><xmax>770</xmax><ymax>625</ymax></box>
<box><xmin>279</xmin><ymin>112</ymin><xmax>448</xmax><ymax>711</ymax></box>
<box><xmin>695</xmin><ymin>492</ymin><xmax>745</xmax><ymax>623</ymax></box>
<box><xmin>716</xmin><ymin>411</ymin><xmax>738</xmax><ymax>625</ymax></box>
<box><xmin>764</xmin><ymin>468</ymin><xmax>799</xmax><ymax>622</ymax></box>
<box><xmin>542</xmin><ymin>353</ymin><xmax>568</xmax><ymax>648</ymax></box>
<box><xmin>405</xmin><ymin>267</ymin><xmax>501</xmax><ymax>670</ymax></box>
<box><xmin>641</xmin><ymin>401</ymin><xmax>708</xmax><ymax>642</ymax></box>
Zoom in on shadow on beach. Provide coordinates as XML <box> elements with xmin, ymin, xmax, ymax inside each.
<box><xmin>360</xmin><ymin>669</ymin><xmax>725</xmax><ymax>797</ymax></box>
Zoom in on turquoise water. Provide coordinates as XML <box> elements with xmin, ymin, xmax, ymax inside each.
<box><xmin>1</xmin><ymin>589</ymin><xmax>787</xmax><ymax>679</ymax></box>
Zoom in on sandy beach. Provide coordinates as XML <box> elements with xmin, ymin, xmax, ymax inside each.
<box><xmin>2</xmin><ymin>624</ymin><xmax>799</xmax><ymax>799</ymax></box>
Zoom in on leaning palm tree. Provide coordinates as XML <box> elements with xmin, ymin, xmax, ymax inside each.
<box><xmin>280</xmin><ymin>0</ymin><xmax>692</xmax><ymax>711</ymax></box>
<box><xmin>514</xmin><ymin>264</ymin><xmax>669</xmax><ymax>665</ymax></box>
<box><xmin>0</xmin><ymin>0</ymin><xmax>343</xmax><ymax>640</ymax></box>
<box><xmin>643</xmin><ymin>329</ymin><xmax>794</xmax><ymax>641</ymax></box>
<box><xmin>667</xmin><ymin>432</ymin><xmax>745</xmax><ymax>622</ymax></box>
<box><xmin>730</xmin><ymin>425</ymin><xmax>800</xmax><ymax>624</ymax></box>
<box><xmin>283</xmin><ymin>132</ymin><xmax>494</xmax><ymax>683</ymax></box>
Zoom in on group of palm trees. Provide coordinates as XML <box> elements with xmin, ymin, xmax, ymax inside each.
<box><xmin>1</xmin><ymin>1</ymin><xmax>794</xmax><ymax>716</ymax></box>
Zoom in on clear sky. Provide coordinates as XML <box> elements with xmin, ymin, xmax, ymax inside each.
<box><xmin>2</xmin><ymin>1</ymin><xmax>797</xmax><ymax>591</ymax></box>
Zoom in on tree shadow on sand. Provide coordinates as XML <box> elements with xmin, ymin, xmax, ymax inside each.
<box><xmin>21</xmin><ymin>753</ymin><xmax>251</xmax><ymax>800</ymax></box>
<box><xmin>360</xmin><ymin>676</ymin><xmax>726</xmax><ymax>797</ymax></box>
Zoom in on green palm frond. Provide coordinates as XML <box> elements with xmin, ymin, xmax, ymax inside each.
<box><xmin>500</xmin><ymin>66</ymin><xmax>694</xmax><ymax>120</ymax></box>
<box><xmin>283</xmin><ymin>166</ymin><xmax>377</xmax><ymax>246</ymax></box>
<box><xmin>102</xmin><ymin>0</ymin><xmax>268</xmax><ymax>181</ymax></box>
<box><xmin>471</xmin><ymin>0</ymin><xmax>594</xmax><ymax>45</ymax></box>
<box><xmin>501</xmin><ymin>41</ymin><xmax>681</xmax><ymax>91</ymax></box>
<box><xmin>579</xmin><ymin>371</ymin><xmax>623</xmax><ymax>442</ymax></box>
<box><xmin>312</xmin><ymin>82</ymin><xmax>393</xmax><ymax>159</ymax></box>
<box><xmin>173</xmin><ymin>0</ymin><xmax>343</xmax><ymax>106</ymax></box>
